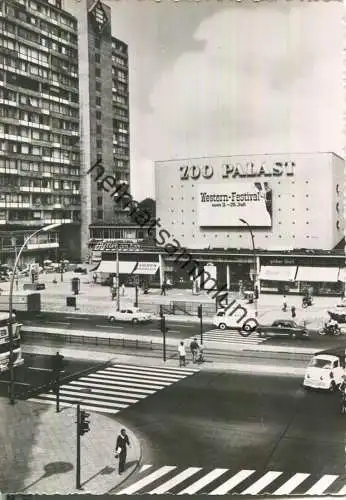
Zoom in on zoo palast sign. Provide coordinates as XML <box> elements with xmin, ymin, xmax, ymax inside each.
<box><xmin>180</xmin><ymin>161</ymin><xmax>295</xmax><ymax>181</ymax></box>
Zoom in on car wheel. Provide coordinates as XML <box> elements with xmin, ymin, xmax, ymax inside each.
<box><xmin>290</xmin><ymin>333</ymin><xmax>296</xmax><ymax>340</ymax></box>
<box><xmin>132</xmin><ymin>318</ymin><xmax>139</xmax><ymax>325</ymax></box>
<box><xmin>109</xmin><ymin>316</ymin><xmax>115</xmax><ymax>323</ymax></box>
<box><xmin>219</xmin><ymin>323</ymin><xmax>226</xmax><ymax>330</ymax></box>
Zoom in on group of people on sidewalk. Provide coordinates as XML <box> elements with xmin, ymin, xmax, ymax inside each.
<box><xmin>178</xmin><ymin>337</ymin><xmax>205</xmax><ymax>367</ymax></box>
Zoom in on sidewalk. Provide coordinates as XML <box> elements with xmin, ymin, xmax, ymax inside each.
<box><xmin>0</xmin><ymin>396</ymin><xmax>141</xmax><ymax>495</ymax></box>
<box><xmin>2</xmin><ymin>271</ymin><xmax>339</xmax><ymax>327</ymax></box>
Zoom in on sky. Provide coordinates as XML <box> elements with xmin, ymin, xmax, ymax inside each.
<box><xmin>105</xmin><ymin>0</ymin><xmax>344</xmax><ymax>201</ymax></box>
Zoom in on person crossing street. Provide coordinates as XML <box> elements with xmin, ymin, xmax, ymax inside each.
<box><xmin>190</xmin><ymin>337</ymin><xmax>199</xmax><ymax>363</ymax></box>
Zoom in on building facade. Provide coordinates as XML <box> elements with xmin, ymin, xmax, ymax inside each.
<box><xmin>67</xmin><ymin>0</ymin><xmax>130</xmax><ymax>262</ymax></box>
<box><xmin>154</xmin><ymin>152</ymin><xmax>346</xmax><ymax>295</ymax></box>
<box><xmin>0</xmin><ymin>0</ymin><xmax>81</xmax><ymax>265</ymax></box>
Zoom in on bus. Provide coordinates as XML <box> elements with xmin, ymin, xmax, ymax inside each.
<box><xmin>0</xmin><ymin>312</ymin><xmax>23</xmax><ymax>373</ymax></box>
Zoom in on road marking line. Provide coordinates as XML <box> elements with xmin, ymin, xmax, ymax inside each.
<box><xmin>76</xmin><ymin>378</ymin><xmax>156</xmax><ymax>394</ymax></box>
<box><xmin>115</xmin><ymin>363</ymin><xmax>199</xmax><ymax>374</ymax></box>
<box><xmin>59</xmin><ymin>387</ymin><xmax>138</xmax><ymax>404</ymax></box>
<box><xmin>28</xmin><ymin>367</ymin><xmax>53</xmax><ymax>372</ymax></box>
<box><xmin>178</xmin><ymin>468</ymin><xmax>229</xmax><ymax>495</ymax></box>
<box><xmin>82</xmin><ymin>376</ymin><xmax>162</xmax><ymax>391</ymax></box>
<box><xmin>104</xmin><ymin>368</ymin><xmax>183</xmax><ymax>383</ymax></box>
<box><xmin>45</xmin><ymin>321</ymin><xmax>70</xmax><ymax>325</ymax></box>
<box><xmin>68</xmin><ymin>381</ymin><xmax>148</xmax><ymax>398</ymax></box>
<box><xmin>95</xmin><ymin>371</ymin><xmax>170</xmax><ymax>387</ymax></box>
<box><xmin>65</xmin><ymin>316</ymin><xmax>90</xmax><ymax>320</ymax></box>
<box><xmin>273</xmin><ymin>473</ymin><xmax>311</xmax><ymax>495</ymax></box>
<box><xmin>241</xmin><ymin>471</ymin><xmax>283</xmax><ymax>494</ymax></box>
<box><xmin>336</xmin><ymin>484</ymin><xmax>346</xmax><ymax>495</ymax></box>
<box><xmin>304</xmin><ymin>474</ymin><xmax>339</xmax><ymax>495</ymax></box>
<box><xmin>28</xmin><ymin>398</ymin><xmax>120</xmax><ymax>414</ymax></box>
<box><xmin>106</xmin><ymin>366</ymin><xmax>186</xmax><ymax>380</ymax></box>
<box><xmin>34</xmin><ymin>392</ymin><xmax>129</xmax><ymax>409</ymax></box>
<box><xmin>116</xmin><ymin>466</ymin><xmax>177</xmax><ymax>495</ymax></box>
<box><xmin>95</xmin><ymin>324</ymin><xmax>123</xmax><ymax>329</ymax></box>
<box><xmin>148</xmin><ymin>467</ymin><xmax>202</xmax><ymax>494</ymax></box>
<box><xmin>140</xmin><ymin>465</ymin><xmax>153</xmax><ymax>473</ymax></box>
<box><xmin>209</xmin><ymin>470</ymin><xmax>255</xmax><ymax>495</ymax></box>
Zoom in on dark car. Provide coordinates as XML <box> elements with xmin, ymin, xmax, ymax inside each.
<box><xmin>74</xmin><ymin>266</ymin><xmax>88</xmax><ymax>274</ymax></box>
<box><xmin>257</xmin><ymin>319</ymin><xmax>309</xmax><ymax>339</ymax></box>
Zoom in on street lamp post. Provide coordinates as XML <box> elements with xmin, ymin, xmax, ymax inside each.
<box><xmin>8</xmin><ymin>223</ymin><xmax>61</xmax><ymax>404</ymax></box>
<box><xmin>116</xmin><ymin>242</ymin><xmax>120</xmax><ymax>311</ymax></box>
<box><xmin>239</xmin><ymin>218</ymin><xmax>259</xmax><ymax>318</ymax></box>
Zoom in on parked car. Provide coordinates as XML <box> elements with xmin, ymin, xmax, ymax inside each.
<box><xmin>108</xmin><ymin>307</ymin><xmax>152</xmax><ymax>324</ymax></box>
<box><xmin>74</xmin><ymin>266</ymin><xmax>88</xmax><ymax>274</ymax></box>
<box><xmin>257</xmin><ymin>319</ymin><xmax>309</xmax><ymax>339</ymax></box>
<box><xmin>303</xmin><ymin>353</ymin><xmax>344</xmax><ymax>391</ymax></box>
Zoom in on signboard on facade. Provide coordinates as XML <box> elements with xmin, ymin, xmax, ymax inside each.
<box><xmin>198</xmin><ymin>182</ymin><xmax>273</xmax><ymax>228</ymax></box>
<box><xmin>93</xmin><ymin>240</ymin><xmax>142</xmax><ymax>252</ymax></box>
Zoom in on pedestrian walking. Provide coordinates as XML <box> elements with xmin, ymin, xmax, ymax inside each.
<box><xmin>121</xmin><ymin>283</ymin><xmax>125</xmax><ymax>296</ymax></box>
<box><xmin>178</xmin><ymin>341</ymin><xmax>186</xmax><ymax>367</ymax></box>
<box><xmin>111</xmin><ymin>285</ymin><xmax>117</xmax><ymax>301</ymax></box>
<box><xmin>161</xmin><ymin>280</ymin><xmax>167</xmax><ymax>296</ymax></box>
<box><xmin>282</xmin><ymin>295</ymin><xmax>287</xmax><ymax>312</ymax></box>
<box><xmin>190</xmin><ymin>337</ymin><xmax>199</xmax><ymax>363</ymax></box>
<box><xmin>196</xmin><ymin>340</ymin><xmax>205</xmax><ymax>363</ymax></box>
<box><xmin>114</xmin><ymin>428</ymin><xmax>130</xmax><ymax>475</ymax></box>
<box><xmin>93</xmin><ymin>273</ymin><xmax>97</xmax><ymax>284</ymax></box>
<box><xmin>291</xmin><ymin>305</ymin><xmax>296</xmax><ymax>319</ymax></box>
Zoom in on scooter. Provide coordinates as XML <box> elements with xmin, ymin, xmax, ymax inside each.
<box><xmin>302</xmin><ymin>296</ymin><xmax>313</xmax><ymax>308</ymax></box>
<box><xmin>318</xmin><ymin>323</ymin><xmax>342</xmax><ymax>336</ymax></box>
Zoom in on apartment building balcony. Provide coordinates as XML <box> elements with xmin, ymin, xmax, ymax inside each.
<box><xmin>20</xmin><ymin>187</ymin><xmax>52</xmax><ymax>193</ymax></box>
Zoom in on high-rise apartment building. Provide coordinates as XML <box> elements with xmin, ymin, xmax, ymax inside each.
<box><xmin>67</xmin><ymin>0</ymin><xmax>130</xmax><ymax>262</ymax></box>
<box><xmin>0</xmin><ymin>0</ymin><xmax>81</xmax><ymax>264</ymax></box>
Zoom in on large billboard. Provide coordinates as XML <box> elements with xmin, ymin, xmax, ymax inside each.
<box><xmin>198</xmin><ymin>182</ymin><xmax>273</xmax><ymax>227</ymax></box>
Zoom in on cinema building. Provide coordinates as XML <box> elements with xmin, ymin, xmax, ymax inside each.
<box><xmin>155</xmin><ymin>152</ymin><xmax>346</xmax><ymax>296</ymax></box>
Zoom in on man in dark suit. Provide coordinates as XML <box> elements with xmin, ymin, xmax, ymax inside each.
<box><xmin>115</xmin><ymin>428</ymin><xmax>130</xmax><ymax>474</ymax></box>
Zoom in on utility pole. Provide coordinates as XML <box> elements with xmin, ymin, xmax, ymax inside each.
<box><xmin>76</xmin><ymin>404</ymin><xmax>91</xmax><ymax>490</ymax></box>
<box><xmin>198</xmin><ymin>304</ymin><xmax>203</xmax><ymax>343</ymax></box>
<box><xmin>52</xmin><ymin>351</ymin><xmax>64</xmax><ymax>413</ymax></box>
<box><xmin>134</xmin><ymin>284</ymin><xmax>138</xmax><ymax>308</ymax></box>
<box><xmin>159</xmin><ymin>305</ymin><xmax>168</xmax><ymax>362</ymax></box>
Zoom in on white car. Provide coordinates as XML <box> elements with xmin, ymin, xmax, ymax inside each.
<box><xmin>108</xmin><ymin>307</ymin><xmax>152</xmax><ymax>324</ymax></box>
<box><xmin>303</xmin><ymin>354</ymin><xmax>344</xmax><ymax>391</ymax></box>
<box><xmin>212</xmin><ymin>309</ymin><xmax>257</xmax><ymax>332</ymax></box>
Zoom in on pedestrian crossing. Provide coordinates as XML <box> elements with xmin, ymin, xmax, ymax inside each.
<box><xmin>116</xmin><ymin>464</ymin><xmax>346</xmax><ymax>495</ymax></box>
<box><xmin>28</xmin><ymin>363</ymin><xmax>198</xmax><ymax>414</ymax></box>
<box><xmin>189</xmin><ymin>329</ymin><xmax>264</xmax><ymax>345</ymax></box>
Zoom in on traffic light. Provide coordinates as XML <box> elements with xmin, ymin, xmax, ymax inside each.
<box><xmin>254</xmin><ymin>286</ymin><xmax>259</xmax><ymax>300</ymax></box>
<box><xmin>197</xmin><ymin>304</ymin><xmax>202</xmax><ymax>318</ymax></box>
<box><xmin>160</xmin><ymin>316</ymin><xmax>169</xmax><ymax>333</ymax></box>
<box><xmin>79</xmin><ymin>409</ymin><xmax>90</xmax><ymax>436</ymax></box>
<box><xmin>159</xmin><ymin>305</ymin><xmax>164</xmax><ymax>318</ymax></box>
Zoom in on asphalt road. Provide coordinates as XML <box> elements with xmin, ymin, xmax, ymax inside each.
<box><xmin>0</xmin><ymin>353</ymin><xmax>104</xmax><ymax>399</ymax></box>
<box><xmin>111</xmin><ymin>369</ymin><xmax>346</xmax><ymax>494</ymax></box>
<box><xmin>19</xmin><ymin>311</ymin><xmax>346</xmax><ymax>350</ymax></box>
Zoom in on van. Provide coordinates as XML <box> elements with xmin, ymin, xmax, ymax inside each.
<box><xmin>212</xmin><ymin>308</ymin><xmax>257</xmax><ymax>333</ymax></box>
<box><xmin>303</xmin><ymin>349</ymin><xmax>345</xmax><ymax>391</ymax></box>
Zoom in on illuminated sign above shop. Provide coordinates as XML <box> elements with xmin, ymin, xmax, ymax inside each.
<box><xmin>180</xmin><ymin>161</ymin><xmax>295</xmax><ymax>181</ymax></box>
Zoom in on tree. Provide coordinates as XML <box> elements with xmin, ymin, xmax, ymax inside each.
<box><xmin>133</xmin><ymin>198</ymin><xmax>156</xmax><ymax>220</ymax></box>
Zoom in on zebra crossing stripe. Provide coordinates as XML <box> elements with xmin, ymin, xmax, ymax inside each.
<box><xmin>148</xmin><ymin>467</ymin><xmax>202</xmax><ymax>495</ymax></box>
<box><xmin>115</xmin><ymin>364</ymin><xmax>198</xmax><ymax>374</ymax></box>
<box><xmin>102</xmin><ymin>369</ymin><xmax>181</xmax><ymax>384</ymax></box>
<box><xmin>68</xmin><ymin>380</ymin><xmax>148</xmax><ymax>399</ymax></box>
<box><xmin>33</xmin><ymin>392</ymin><xmax>129</xmax><ymax>408</ymax></box>
<box><xmin>178</xmin><ymin>468</ymin><xmax>229</xmax><ymax>495</ymax></box>
<box><xmin>240</xmin><ymin>471</ymin><xmax>283</xmax><ymax>494</ymax></box>
<box><xmin>304</xmin><ymin>474</ymin><xmax>339</xmax><ymax>495</ymax></box>
<box><xmin>106</xmin><ymin>366</ymin><xmax>191</xmax><ymax>380</ymax></box>
<box><xmin>58</xmin><ymin>386</ymin><xmax>139</xmax><ymax>404</ymax></box>
<box><xmin>78</xmin><ymin>376</ymin><xmax>157</xmax><ymax>393</ymax></box>
<box><xmin>87</xmin><ymin>374</ymin><xmax>166</xmax><ymax>390</ymax></box>
<box><xmin>28</xmin><ymin>398</ymin><xmax>119</xmax><ymax>414</ymax></box>
<box><xmin>209</xmin><ymin>469</ymin><xmax>256</xmax><ymax>495</ymax></box>
<box><xmin>116</xmin><ymin>466</ymin><xmax>177</xmax><ymax>495</ymax></box>
<box><xmin>272</xmin><ymin>472</ymin><xmax>311</xmax><ymax>495</ymax></box>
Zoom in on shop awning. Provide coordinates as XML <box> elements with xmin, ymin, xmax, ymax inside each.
<box><xmin>296</xmin><ymin>267</ymin><xmax>340</xmax><ymax>282</ymax></box>
<box><xmin>132</xmin><ymin>262</ymin><xmax>160</xmax><ymax>275</ymax></box>
<box><xmin>259</xmin><ymin>266</ymin><xmax>297</xmax><ymax>281</ymax></box>
<box><xmin>96</xmin><ymin>260</ymin><xmax>137</xmax><ymax>274</ymax></box>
